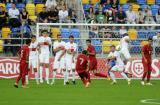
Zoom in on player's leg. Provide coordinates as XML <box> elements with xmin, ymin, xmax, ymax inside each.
<box><xmin>51</xmin><ymin>58</ymin><xmax>59</xmax><ymax>85</ymax></box>
<box><xmin>110</xmin><ymin>66</ymin><xmax>118</xmax><ymax>84</ymax></box>
<box><xmin>44</xmin><ymin>55</ymin><xmax>50</xmax><ymax>84</ymax></box>
<box><xmin>65</xmin><ymin>59</ymin><xmax>72</xmax><ymax>84</ymax></box>
<box><xmin>71</xmin><ymin>63</ymin><xmax>76</xmax><ymax>84</ymax></box>
<box><xmin>32</xmin><ymin>59</ymin><xmax>39</xmax><ymax>84</ymax></box>
<box><xmin>14</xmin><ymin>63</ymin><xmax>23</xmax><ymax>88</ymax></box>
<box><xmin>141</xmin><ymin>62</ymin><xmax>148</xmax><ymax>85</ymax></box>
<box><xmin>39</xmin><ymin>54</ymin><xmax>44</xmax><ymax>83</ymax></box>
<box><xmin>21</xmin><ymin>62</ymin><xmax>29</xmax><ymax>88</ymax></box>
<box><xmin>146</xmin><ymin>64</ymin><xmax>152</xmax><ymax>85</ymax></box>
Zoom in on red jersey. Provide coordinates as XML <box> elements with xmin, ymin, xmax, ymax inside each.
<box><xmin>19</xmin><ymin>45</ymin><xmax>29</xmax><ymax>62</ymax></box>
<box><xmin>76</xmin><ymin>54</ymin><xmax>88</xmax><ymax>73</ymax></box>
<box><xmin>87</xmin><ymin>45</ymin><xmax>96</xmax><ymax>60</ymax></box>
<box><xmin>142</xmin><ymin>44</ymin><xmax>152</xmax><ymax>63</ymax></box>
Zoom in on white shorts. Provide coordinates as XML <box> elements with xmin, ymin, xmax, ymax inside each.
<box><xmin>65</xmin><ymin>58</ymin><xmax>76</xmax><ymax>71</ymax></box>
<box><xmin>29</xmin><ymin>58</ymin><xmax>37</xmax><ymax>68</ymax></box>
<box><xmin>111</xmin><ymin>65</ymin><xmax>125</xmax><ymax>72</ymax></box>
<box><xmin>39</xmin><ymin>53</ymin><xmax>50</xmax><ymax>64</ymax></box>
<box><xmin>120</xmin><ymin>49</ymin><xmax>131</xmax><ymax>60</ymax></box>
<box><xmin>53</xmin><ymin>57</ymin><xmax>65</xmax><ymax>70</ymax></box>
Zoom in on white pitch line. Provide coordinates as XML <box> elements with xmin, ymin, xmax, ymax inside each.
<box><xmin>140</xmin><ymin>99</ymin><xmax>160</xmax><ymax>104</ymax></box>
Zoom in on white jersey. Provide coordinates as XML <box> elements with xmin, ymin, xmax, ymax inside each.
<box><xmin>53</xmin><ymin>40</ymin><xmax>66</xmax><ymax>59</ymax></box>
<box><xmin>120</xmin><ymin>36</ymin><xmax>130</xmax><ymax>51</ymax></box>
<box><xmin>38</xmin><ymin>36</ymin><xmax>52</xmax><ymax>54</ymax></box>
<box><xmin>65</xmin><ymin>42</ymin><xmax>77</xmax><ymax>59</ymax></box>
<box><xmin>29</xmin><ymin>41</ymin><xmax>38</xmax><ymax>59</ymax></box>
<box><xmin>108</xmin><ymin>51</ymin><xmax>117</xmax><ymax>58</ymax></box>
<box><xmin>114</xmin><ymin>51</ymin><xmax>124</xmax><ymax>66</ymax></box>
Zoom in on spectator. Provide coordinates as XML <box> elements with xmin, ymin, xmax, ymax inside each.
<box><xmin>70</xmin><ymin>10</ymin><xmax>77</xmax><ymax>23</ymax></box>
<box><xmin>45</xmin><ymin>0</ymin><xmax>57</xmax><ymax>10</ymax></box>
<box><xmin>153</xmin><ymin>32</ymin><xmax>160</xmax><ymax>57</ymax></box>
<box><xmin>8</xmin><ymin>3</ymin><xmax>21</xmax><ymax>27</ymax></box>
<box><xmin>87</xmin><ymin>7</ymin><xmax>95</xmax><ymax>23</ymax></box>
<box><xmin>48</xmin><ymin>7</ymin><xmax>59</xmax><ymax>23</ymax></box>
<box><xmin>111</xmin><ymin>26</ymin><xmax>119</xmax><ymax>38</ymax></box>
<box><xmin>119</xmin><ymin>26</ymin><xmax>127</xmax><ymax>36</ymax></box>
<box><xmin>20</xmin><ymin>8</ymin><xmax>29</xmax><ymax>24</ymax></box>
<box><xmin>0</xmin><ymin>6</ymin><xmax>7</xmax><ymax>30</ymax></box>
<box><xmin>111</xmin><ymin>0</ymin><xmax>119</xmax><ymax>15</ymax></box>
<box><xmin>126</xmin><ymin>5</ymin><xmax>136</xmax><ymax>24</ymax></box>
<box><xmin>105</xmin><ymin>9</ymin><xmax>114</xmax><ymax>23</ymax></box>
<box><xmin>100</xmin><ymin>0</ymin><xmax>107</xmax><ymax>5</ymax></box>
<box><xmin>39</xmin><ymin>7</ymin><xmax>48</xmax><ymax>23</ymax></box>
<box><xmin>144</xmin><ymin>7</ymin><xmax>155</xmax><ymax>24</ymax></box>
<box><xmin>116</xmin><ymin>6</ymin><xmax>126</xmax><ymax>23</ymax></box>
<box><xmin>58</xmin><ymin>6</ymin><xmax>68</xmax><ymax>23</ymax></box>
<box><xmin>96</xmin><ymin>10</ymin><xmax>105</xmax><ymax>23</ymax></box>
<box><xmin>156</xmin><ymin>8</ymin><xmax>160</xmax><ymax>24</ymax></box>
<box><xmin>102</xmin><ymin>0</ymin><xmax>112</xmax><ymax>12</ymax></box>
<box><xmin>136</xmin><ymin>8</ymin><xmax>144</xmax><ymax>24</ymax></box>
<box><xmin>21</xmin><ymin>22</ymin><xmax>31</xmax><ymax>38</ymax></box>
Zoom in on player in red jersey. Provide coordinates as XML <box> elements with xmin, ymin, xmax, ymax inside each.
<box><xmin>14</xmin><ymin>39</ymin><xmax>31</xmax><ymax>88</ymax></box>
<box><xmin>86</xmin><ymin>39</ymin><xmax>107</xmax><ymax>82</ymax></box>
<box><xmin>76</xmin><ymin>50</ymin><xmax>90</xmax><ymax>88</ymax></box>
<box><xmin>141</xmin><ymin>37</ymin><xmax>153</xmax><ymax>86</ymax></box>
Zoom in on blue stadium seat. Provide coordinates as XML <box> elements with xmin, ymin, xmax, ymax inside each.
<box><xmin>16</xmin><ymin>3</ymin><xmax>25</xmax><ymax>12</ymax></box>
<box><xmin>137</xmin><ymin>0</ymin><xmax>146</xmax><ymax>5</ymax></box>
<box><xmin>83</xmin><ymin>4</ymin><xmax>91</xmax><ymax>11</ymax></box>
<box><xmin>33</xmin><ymin>0</ymin><xmax>43</xmax><ymax>3</ymax></box>
<box><xmin>130</xmin><ymin>41</ymin><xmax>141</xmax><ymax>53</ymax></box>
<box><xmin>147</xmin><ymin>32</ymin><xmax>156</xmax><ymax>38</ymax></box>
<box><xmin>61</xmin><ymin>28</ymin><xmax>70</xmax><ymax>38</ymax></box>
<box><xmin>156</xmin><ymin>0</ymin><xmax>160</xmax><ymax>4</ymax></box>
<box><xmin>6</xmin><ymin>3</ymin><xmax>12</xmax><ymax>11</ymax></box>
<box><xmin>151</xmin><ymin>5</ymin><xmax>159</xmax><ymax>16</ymax></box>
<box><xmin>141</xmin><ymin>5</ymin><xmax>149</xmax><ymax>11</ymax></box>
<box><xmin>138</xmin><ymin>30</ymin><xmax>148</xmax><ymax>39</ymax></box>
<box><xmin>92</xmin><ymin>40</ymin><xmax>102</xmax><ymax>54</ymax></box>
<box><xmin>70</xmin><ymin>29</ymin><xmax>80</xmax><ymax>38</ymax></box>
<box><xmin>11</xmin><ymin>27</ymin><xmax>21</xmax><ymax>37</ymax></box>
<box><xmin>122</xmin><ymin>4</ymin><xmax>129</xmax><ymax>11</ymax></box>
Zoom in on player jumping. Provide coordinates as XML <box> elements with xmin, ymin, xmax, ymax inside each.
<box><xmin>14</xmin><ymin>39</ymin><xmax>31</xmax><ymax>88</ymax></box>
<box><xmin>38</xmin><ymin>30</ymin><xmax>52</xmax><ymax>84</ymax></box>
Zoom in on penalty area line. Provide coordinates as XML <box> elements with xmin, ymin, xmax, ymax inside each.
<box><xmin>140</xmin><ymin>99</ymin><xmax>160</xmax><ymax>104</ymax></box>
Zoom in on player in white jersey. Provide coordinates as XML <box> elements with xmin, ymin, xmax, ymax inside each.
<box><xmin>51</xmin><ymin>34</ymin><xmax>67</xmax><ymax>85</ymax></box>
<box><xmin>27</xmin><ymin>35</ymin><xmax>39</xmax><ymax>84</ymax></box>
<box><xmin>109</xmin><ymin>45</ymin><xmax>131</xmax><ymax>85</ymax></box>
<box><xmin>38</xmin><ymin>30</ymin><xmax>52</xmax><ymax>84</ymax></box>
<box><xmin>65</xmin><ymin>35</ymin><xmax>77</xmax><ymax>85</ymax></box>
<box><xmin>120</xmin><ymin>34</ymin><xmax>132</xmax><ymax>77</ymax></box>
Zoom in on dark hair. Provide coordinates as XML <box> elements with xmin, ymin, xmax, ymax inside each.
<box><xmin>41</xmin><ymin>30</ymin><xmax>48</xmax><ymax>33</ymax></box>
<box><xmin>86</xmin><ymin>39</ymin><xmax>91</xmax><ymax>43</ymax></box>
<box><xmin>26</xmin><ymin>39</ymin><xmax>31</xmax><ymax>45</ymax></box>
<box><xmin>148</xmin><ymin>37</ymin><xmax>153</xmax><ymax>41</ymax></box>
<box><xmin>138</xmin><ymin>8</ymin><xmax>142</xmax><ymax>11</ymax></box>
<box><xmin>57</xmin><ymin>34</ymin><xmax>61</xmax><ymax>37</ymax></box>
<box><xmin>82</xmin><ymin>50</ymin><xmax>88</xmax><ymax>55</ymax></box>
<box><xmin>110</xmin><ymin>45</ymin><xmax>115</xmax><ymax>48</ymax></box>
<box><xmin>31</xmin><ymin>35</ymin><xmax>36</xmax><ymax>38</ymax></box>
<box><xmin>69</xmin><ymin>35</ymin><xmax>74</xmax><ymax>38</ymax></box>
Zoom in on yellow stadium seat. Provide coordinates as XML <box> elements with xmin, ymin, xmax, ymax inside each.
<box><xmin>36</xmin><ymin>4</ymin><xmax>45</xmax><ymax>14</ymax></box>
<box><xmin>51</xmin><ymin>28</ymin><xmax>60</xmax><ymax>39</ymax></box>
<box><xmin>120</xmin><ymin>0</ymin><xmax>127</xmax><ymax>4</ymax></box>
<box><xmin>0</xmin><ymin>3</ymin><xmax>6</xmax><ymax>11</ymax></box>
<box><xmin>1</xmin><ymin>27</ymin><xmax>11</xmax><ymax>38</ymax></box>
<box><xmin>147</xmin><ymin>0</ymin><xmax>155</xmax><ymax>5</ymax></box>
<box><xmin>103</xmin><ymin>40</ymin><xmax>120</xmax><ymax>53</ymax></box>
<box><xmin>29</xmin><ymin>16</ymin><xmax>37</xmax><ymax>21</ymax></box>
<box><xmin>132</xmin><ymin>4</ymin><xmax>140</xmax><ymax>12</ymax></box>
<box><xmin>141</xmin><ymin>41</ymin><xmax>148</xmax><ymax>47</ymax></box>
<box><xmin>91</xmin><ymin>0</ymin><xmax>99</xmax><ymax>4</ymax></box>
<box><xmin>128</xmin><ymin>29</ymin><xmax>137</xmax><ymax>40</ymax></box>
<box><xmin>0</xmin><ymin>40</ymin><xmax>4</xmax><ymax>53</ymax></box>
<box><xmin>82</xmin><ymin>0</ymin><xmax>89</xmax><ymax>4</ymax></box>
<box><xmin>26</xmin><ymin>3</ymin><xmax>35</xmax><ymax>16</ymax></box>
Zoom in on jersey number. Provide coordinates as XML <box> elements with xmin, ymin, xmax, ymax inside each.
<box><xmin>79</xmin><ymin>58</ymin><xmax>84</xmax><ymax>65</ymax></box>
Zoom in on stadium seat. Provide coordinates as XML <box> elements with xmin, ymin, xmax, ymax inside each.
<box><xmin>102</xmin><ymin>40</ymin><xmax>120</xmax><ymax>53</ymax></box>
<box><xmin>36</xmin><ymin>4</ymin><xmax>45</xmax><ymax>14</ymax></box>
<box><xmin>138</xmin><ymin>30</ymin><xmax>148</xmax><ymax>38</ymax></box>
<box><xmin>29</xmin><ymin>16</ymin><xmax>37</xmax><ymax>21</ymax></box>
<box><xmin>156</xmin><ymin>0</ymin><xmax>160</xmax><ymax>4</ymax></box>
<box><xmin>122</xmin><ymin>4</ymin><xmax>129</xmax><ymax>11</ymax></box>
<box><xmin>1</xmin><ymin>27</ymin><xmax>11</xmax><ymax>38</ymax></box>
<box><xmin>70</xmin><ymin>29</ymin><xmax>80</xmax><ymax>38</ymax></box>
<box><xmin>11</xmin><ymin>27</ymin><xmax>21</xmax><ymax>37</ymax></box>
<box><xmin>0</xmin><ymin>40</ymin><xmax>4</xmax><ymax>53</ymax></box>
<box><xmin>6</xmin><ymin>3</ymin><xmax>12</xmax><ymax>11</ymax></box>
<box><xmin>151</xmin><ymin>5</ymin><xmax>159</xmax><ymax>16</ymax></box>
<box><xmin>147</xmin><ymin>31</ymin><xmax>156</xmax><ymax>38</ymax></box>
<box><xmin>33</xmin><ymin>0</ymin><xmax>43</xmax><ymax>3</ymax></box>
<box><xmin>61</xmin><ymin>28</ymin><xmax>70</xmax><ymax>38</ymax></box>
<box><xmin>141</xmin><ymin>4</ymin><xmax>150</xmax><ymax>11</ymax></box>
<box><xmin>16</xmin><ymin>3</ymin><xmax>25</xmax><ymax>12</ymax></box>
<box><xmin>147</xmin><ymin>0</ymin><xmax>155</xmax><ymax>4</ymax></box>
<box><xmin>51</xmin><ymin>28</ymin><xmax>60</xmax><ymax>39</ymax></box>
<box><xmin>130</xmin><ymin>41</ymin><xmax>141</xmax><ymax>53</ymax></box>
<box><xmin>137</xmin><ymin>0</ymin><xmax>146</xmax><ymax>5</ymax></box>
<box><xmin>132</xmin><ymin>4</ymin><xmax>140</xmax><ymax>12</ymax></box>
<box><xmin>92</xmin><ymin>40</ymin><xmax>102</xmax><ymax>54</ymax></box>
<box><xmin>90</xmin><ymin>0</ymin><xmax>99</xmax><ymax>4</ymax></box>
<box><xmin>26</xmin><ymin>3</ymin><xmax>35</xmax><ymax>16</ymax></box>
<box><xmin>120</xmin><ymin>0</ymin><xmax>127</xmax><ymax>4</ymax></box>
<box><xmin>82</xmin><ymin>0</ymin><xmax>89</xmax><ymax>4</ymax></box>
<box><xmin>128</xmin><ymin>29</ymin><xmax>138</xmax><ymax>40</ymax></box>
<box><xmin>0</xmin><ymin>3</ymin><xmax>6</xmax><ymax>11</ymax></box>
<box><xmin>83</xmin><ymin>4</ymin><xmax>91</xmax><ymax>11</ymax></box>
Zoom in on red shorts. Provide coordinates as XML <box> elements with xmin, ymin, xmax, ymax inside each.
<box><xmin>89</xmin><ymin>58</ymin><xmax>97</xmax><ymax>71</ymax></box>
<box><xmin>20</xmin><ymin>60</ymin><xmax>29</xmax><ymax>75</ymax></box>
<box><xmin>142</xmin><ymin>60</ymin><xmax>152</xmax><ymax>72</ymax></box>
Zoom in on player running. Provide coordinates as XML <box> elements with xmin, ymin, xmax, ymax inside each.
<box><xmin>51</xmin><ymin>34</ymin><xmax>67</xmax><ymax>85</ymax></box>
<box><xmin>65</xmin><ymin>35</ymin><xmax>77</xmax><ymax>84</ymax></box>
<box><xmin>86</xmin><ymin>39</ymin><xmax>107</xmax><ymax>82</ymax></box>
<box><xmin>141</xmin><ymin>37</ymin><xmax>153</xmax><ymax>86</ymax></box>
<box><xmin>76</xmin><ymin>50</ymin><xmax>90</xmax><ymax>88</ymax></box>
<box><xmin>38</xmin><ymin>30</ymin><xmax>52</xmax><ymax>84</ymax></box>
<box><xmin>14</xmin><ymin>39</ymin><xmax>31</xmax><ymax>88</ymax></box>
<box><xmin>109</xmin><ymin>45</ymin><xmax>131</xmax><ymax>85</ymax></box>
<box><xmin>28</xmin><ymin>35</ymin><xmax>39</xmax><ymax>85</ymax></box>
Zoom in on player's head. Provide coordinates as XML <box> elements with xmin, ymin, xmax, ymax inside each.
<box><xmin>31</xmin><ymin>35</ymin><xmax>36</xmax><ymax>42</ymax></box>
<box><xmin>41</xmin><ymin>30</ymin><xmax>49</xmax><ymax>37</ymax></box>
<box><xmin>123</xmin><ymin>35</ymin><xmax>130</xmax><ymax>43</ymax></box>
<box><xmin>82</xmin><ymin>50</ymin><xmax>88</xmax><ymax>55</ymax></box>
<box><xmin>148</xmin><ymin>37</ymin><xmax>153</xmax><ymax>44</ymax></box>
<box><xmin>116</xmin><ymin>45</ymin><xmax>121</xmax><ymax>51</ymax></box>
<box><xmin>110</xmin><ymin>45</ymin><xmax>115</xmax><ymax>52</ymax></box>
<box><xmin>86</xmin><ymin>39</ymin><xmax>91</xmax><ymax>46</ymax></box>
<box><xmin>57</xmin><ymin>34</ymin><xmax>62</xmax><ymax>41</ymax></box>
<box><xmin>69</xmin><ymin>35</ymin><xmax>74</xmax><ymax>43</ymax></box>
<box><xmin>25</xmin><ymin>39</ymin><xmax>31</xmax><ymax>45</ymax></box>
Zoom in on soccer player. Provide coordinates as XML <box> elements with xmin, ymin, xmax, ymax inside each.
<box><xmin>51</xmin><ymin>34</ymin><xmax>67</xmax><ymax>85</ymax></box>
<box><xmin>120</xmin><ymin>34</ymin><xmax>132</xmax><ymax>77</ymax></box>
<box><xmin>76</xmin><ymin>50</ymin><xmax>90</xmax><ymax>88</ymax></box>
<box><xmin>14</xmin><ymin>39</ymin><xmax>31</xmax><ymax>88</ymax></box>
<box><xmin>38</xmin><ymin>30</ymin><xmax>52</xmax><ymax>84</ymax></box>
<box><xmin>86</xmin><ymin>39</ymin><xmax>107</xmax><ymax>82</ymax></box>
<box><xmin>106</xmin><ymin>45</ymin><xmax>116</xmax><ymax>80</ymax></box>
<box><xmin>28</xmin><ymin>35</ymin><xmax>39</xmax><ymax>85</ymax></box>
<box><xmin>109</xmin><ymin>45</ymin><xmax>131</xmax><ymax>85</ymax></box>
<box><xmin>65</xmin><ymin>35</ymin><xmax>77</xmax><ymax>84</ymax></box>
<box><xmin>141</xmin><ymin>37</ymin><xmax>153</xmax><ymax>86</ymax></box>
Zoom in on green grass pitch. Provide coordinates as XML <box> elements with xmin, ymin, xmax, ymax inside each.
<box><xmin>0</xmin><ymin>79</ymin><xmax>160</xmax><ymax>105</ymax></box>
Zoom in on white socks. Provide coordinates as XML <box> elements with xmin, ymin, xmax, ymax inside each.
<box><xmin>63</xmin><ymin>71</ymin><xmax>67</xmax><ymax>84</ymax></box>
<box><xmin>121</xmin><ymin>72</ymin><xmax>129</xmax><ymax>81</ymax></box>
<box><xmin>110</xmin><ymin>72</ymin><xmax>116</xmax><ymax>82</ymax></box>
<box><xmin>52</xmin><ymin>71</ymin><xmax>56</xmax><ymax>83</ymax></box>
<box><xmin>46</xmin><ymin>68</ymin><xmax>49</xmax><ymax>82</ymax></box>
<box><xmin>72</xmin><ymin>71</ymin><xmax>75</xmax><ymax>81</ymax></box>
<box><xmin>25</xmin><ymin>75</ymin><xmax>29</xmax><ymax>84</ymax></box>
<box><xmin>125</xmin><ymin>61</ymin><xmax>131</xmax><ymax>73</ymax></box>
<box><xmin>35</xmin><ymin>72</ymin><xmax>39</xmax><ymax>82</ymax></box>
<box><xmin>39</xmin><ymin>66</ymin><xmax>43</xmax><ymax>81</ymax></box>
